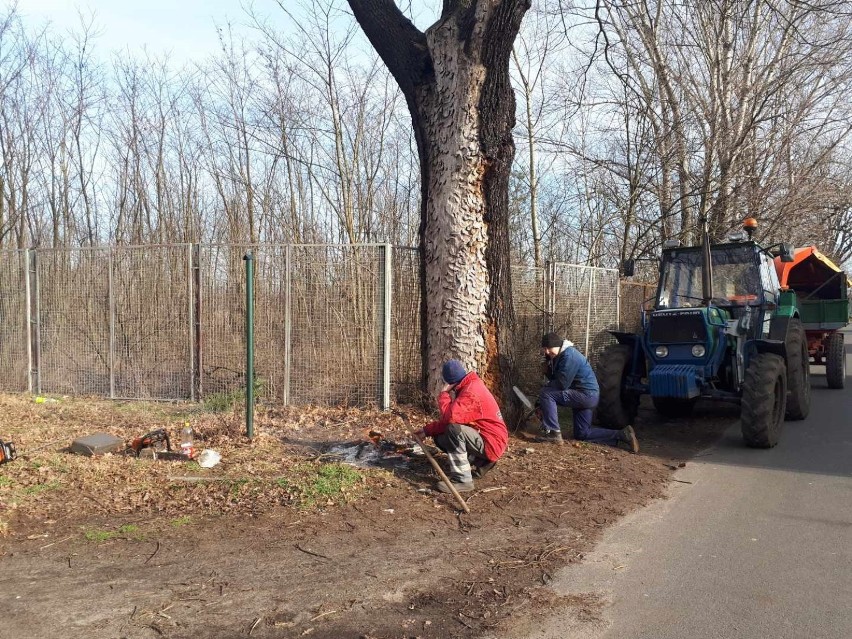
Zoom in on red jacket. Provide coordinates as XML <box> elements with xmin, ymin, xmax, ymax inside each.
<box><xmin>423</xmin><ymin>372</ymin><xmax>508</xmax><ymax>462</ymax></box>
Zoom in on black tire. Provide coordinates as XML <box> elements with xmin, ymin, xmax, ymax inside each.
<box><xmin>741</xmin><ymin>353</ymin><xmax>787</xmax><ymax>448</ymax></box>
<box><xmin>784</xmin><ymin>319</ymin><xmax>810</xmax><ymax>420</ymax></box>
<box><xmin>652</xmin><ymin>397</ymin><xmax>697</xmax><ymax>418</ymax></box>
<box><xmin>826</xmin><ymin>332</ymin><xmax>846</xmax><ymax>389</ymax></box>
<box><xmin>596</xmin><ymin>344</ymin><xmax>640</xmax><ymax>429</ymax></box>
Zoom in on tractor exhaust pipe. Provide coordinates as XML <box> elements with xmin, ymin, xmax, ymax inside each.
<box><xmin>701</xmin><ymin>216</ymin><xmax>714</xmax><ymax>306</ymax></box>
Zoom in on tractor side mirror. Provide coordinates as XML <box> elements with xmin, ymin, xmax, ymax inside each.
<box><xmin>621</xmin><ymin>258</ymin><xmax>636</xmax><ymax>277</ymax></box>
<box><xmin>779</xmin><ymin>243</ymin><xmax>795</xmax><ymax>263</ymax></box>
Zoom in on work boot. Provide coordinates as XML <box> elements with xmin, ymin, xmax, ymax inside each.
<box><xmin>472</xmin><ymin>461</ymin><xmax>496</xmax><ymax>479</ymax></box>
<box><xmin>436</xmin><ymin>479</ymin><xmax>475</xmax><ymax>493</ymax></box>
<box><xmin>619</xmin><ymin>425</ymin><xmax>640</xmax><ymax>454</ymax></box>
<box><xmin>536</xmin><ymin>427</ymin><xmax>563</xmax><ymax>444</ymax></box>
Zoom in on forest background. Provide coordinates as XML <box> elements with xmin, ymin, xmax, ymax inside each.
<box><xmin>2</xmin><ymin>0</ymin><xmax>852</xmax><ymax>270</ymax></box>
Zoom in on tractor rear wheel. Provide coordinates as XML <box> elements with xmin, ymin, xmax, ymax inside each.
<box><xmin>741</xmin><ymin>353</ymin><xmax>787</xmax><ymax>448</ymax></box>
<box><xmin>596</xmin><ymin>344</ymin><xmax>640</xmax><ymax>429</ymax></box>
<box><xmin>784</xmin><ymin>319</ymin><xmax>810</xmax><ymax>420</ymax></box>
<box><xmin>652</xmin><ymin>397</ymin><xmax>697</xmax><ymax>418</ymax></box>
<box><xmin>826</xmin><ymin>332</ymin><xmax>846</xmax><ymax>389</ymax></box>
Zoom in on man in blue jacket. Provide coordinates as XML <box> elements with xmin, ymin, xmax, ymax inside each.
<box><xmin>537</xmin><ymin>332</ymin><xmax>639</xmax><ymax>452</ymax></box>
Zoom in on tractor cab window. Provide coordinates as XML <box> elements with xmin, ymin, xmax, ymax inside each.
<box><xmin>657</xmin><ymin>244</ymin><xmax>761</xmax><ymax>309</ymax></box>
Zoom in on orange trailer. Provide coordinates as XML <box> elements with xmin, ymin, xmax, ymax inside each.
<box><xmin>774</xmin><ymin>246</ymin><xmax>850</xmax><ymax>388</ymax></box>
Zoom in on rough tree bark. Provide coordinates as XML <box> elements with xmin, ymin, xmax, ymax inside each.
<box><xmin>347</xmin><ymin>0</ymin><xmax>528</xmax><ymax>398</ymax></box>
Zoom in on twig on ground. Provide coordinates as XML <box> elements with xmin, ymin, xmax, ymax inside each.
<box><xmin>309</xmin><ymin>610</ymin><xmax>337</xmax><ymax>622</ymax></box>
<box><xmin>145</xmin><ymin>541</ymin><xmax>161</xmax><ymax>564</ymax></box>
<box><xmin>295</xmin><ymin>544</ymin><xmax>331</xmax><ymax>560</ymax></box>
<box><xmin>249</xmin><ymin>617</ymin><xmax>262</xmax><ymax>635</ymax></box>
<box><xmin>40</xmin><ymin>535</ymin><xmax>73</xmax><ymax>550</ymax></box>
<box><xmin>674</xmin><ymin>479</ymin><xmax>693</xmax><ymax>484</ymax></box>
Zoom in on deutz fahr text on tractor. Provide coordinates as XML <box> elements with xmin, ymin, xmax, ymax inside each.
<box><xmin>600</xmin><ymin>218</ymin><xmax>810</xmax><ymax>448</ymax></box>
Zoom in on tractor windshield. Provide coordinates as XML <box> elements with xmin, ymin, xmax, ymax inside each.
<box><xmin>657</xmin><ymin>244</ymin><xmax>762</xmax><ymax>309</ymax></box>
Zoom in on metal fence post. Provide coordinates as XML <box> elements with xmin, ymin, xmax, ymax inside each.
<box><xmin>283</xmin><ymin>244</ymin><xmax>292</xmax><ymax>406</ymax></box>
<box><xmin>544</xmin><ymin>260</ymin><xmax>555</xmax><ymax>331</ymax></box>
<box><xmin>31</xmin><ymin>249</ymin><xmax>41</xmax><ymax>395</ymax></box>
<box><xmin>192</xmin><ymin>244</ymin><xmax>202</xmax><ymax>401</ymax></box>
<box><xmin>244</xmin><ymin>250</ymin><xmax>255</xmax><ymax>439</ymax></box>
<box><xmin>187</xmin><ymin>243</ymin><xmax>195</xmax><ymax>401</ymax></box>
<box><xmin>108</xmin><ymin>248</ymin><xmax>116</xmax><ymax>399</ymax></box>
<box><xmin>381</xmin><ymin>244</ymin><xmax>392</xmax><ymax>410</ymax></box>
<box><xmin>616</xmin><ymin>275</ymin><xmax>622</xmax><ymax>331</ymax></box>
<box><xmin>24</xmin><ymin>249</ymin><xmax>32</xmax><ymax>393</ymax></box>
<box><xmin>584</xmin><ymin>267</ymin><xmax>596</xmax><ymax>356</ymax></box>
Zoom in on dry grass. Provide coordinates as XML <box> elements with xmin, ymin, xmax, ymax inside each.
<box><xmin>0</xmin><ymin>393</ymin><xmax>418</xmax><ymax>536</ymax></box>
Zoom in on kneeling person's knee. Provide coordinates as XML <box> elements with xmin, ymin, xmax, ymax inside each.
<box><xmin>446</xmin><ymin>423</ymin><xmax>463</xmax><ymax>437</ymax></box>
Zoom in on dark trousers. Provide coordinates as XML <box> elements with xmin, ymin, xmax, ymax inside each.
<box><xmin>433</xmin><ymin>424</ymin><xmax>487</xmax><ymax>483</ymax></box>
<box><xmin>539</xmin><ymin>387</ymin><xmax>621</xmax><ymax>447</ymax></box>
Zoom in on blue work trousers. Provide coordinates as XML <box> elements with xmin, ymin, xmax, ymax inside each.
<box><xmin>539</xmin><ymin>387</ymin><xmax>621</xmax><ymax>447</ymax></box>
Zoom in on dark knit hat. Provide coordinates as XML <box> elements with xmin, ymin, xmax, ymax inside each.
<box><xmin>441</xmin><ymin>359</ymin><xmax>467</xmax><ymax>385</ymax></box>
<box><xmin>541</xmin><ymin>332</ymin><xmax>563</xmax><ymax>348</ymax></box>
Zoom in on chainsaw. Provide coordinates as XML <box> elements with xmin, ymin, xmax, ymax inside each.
<box><xmin>511</xmin><ymin>386</ymin><xmax>541</xmax><ymax>433</ymax></box>
<box><xmin>127</xmin><ymin>428</ymin><xmax>171</xmax><ymax>457</ymax></box>
<box><xmin>0</xmin><ymin>439</ymin><xmax>16</xmax><ymax>465</ymax></box>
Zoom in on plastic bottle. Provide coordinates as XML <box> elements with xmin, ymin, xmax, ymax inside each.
<box><xmin>179</xmin><ymin>422</ymin><xmax>194</xmax><ymax>459</ymax></box>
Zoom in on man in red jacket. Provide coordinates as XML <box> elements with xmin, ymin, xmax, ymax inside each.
<box><xmin>415</xmin><ymin>359</ymin><xmax>509</xmax><ymax>493</ymax></box>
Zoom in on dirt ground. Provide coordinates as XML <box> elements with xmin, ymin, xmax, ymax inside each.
<box><xmin>0</xmin><ymin>393</ymin><xmax>736</xmax><ymax>639</ymax></box>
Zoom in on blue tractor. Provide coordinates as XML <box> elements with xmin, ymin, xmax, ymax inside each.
<box><xmin>599</xmin><ymin>218</ymin><xmax>811</xmax><ymax>448</ymax></box>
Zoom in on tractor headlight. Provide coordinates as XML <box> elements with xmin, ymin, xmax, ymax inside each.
<box><xmin>655</xmin><ymin>345</ymin><xmax>669</xmax><ymax>358</ymax></box>
<box><xmin>692</xmin><ymin>344</ymin><xmax>706</xmax><ymax>357</ymax></box>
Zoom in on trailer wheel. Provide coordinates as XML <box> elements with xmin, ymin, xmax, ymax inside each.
<box><xmin>596</xmin><ymin>344</ymin><xmax>640</xmax><ymax>429</ymax></box>
<box><xmin>652</xmin><ymin>397</ymin><xmax>697</xmax><ymax>418</ymax></box>
<box><xmin>741</xmin><ymin>353</ymin><xmax>786</xmax><ymax>448</ymax></box>
<box><xmin>784</xmin><ymin>319</ymin><xmax>810</xmax><ymax>420</ymax></box>
<box><xmin>826</xmin><ymin>332</ymin><xmax>846</xmax><ymax>389</ymax></box>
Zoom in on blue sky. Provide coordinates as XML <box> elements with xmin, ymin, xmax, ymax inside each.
<box><xmin>20</xmin><ymin>0</ymin><xmax>250</xmax><ymax>63</ymax></box>
<box><xmin>18</xmin><ymin>1</ymin><xmax>441</xmax><ymax>64</ymax></box>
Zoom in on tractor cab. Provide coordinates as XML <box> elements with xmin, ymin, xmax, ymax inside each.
<box><xmin>656</xmin><ymin>241</ymin><xmax>776</xmax><ymax>313</ymax></box>
<box><xmin>653</xmin><ymin>239</ymin><xmax>781</xmax><ymax>343</ymax></box>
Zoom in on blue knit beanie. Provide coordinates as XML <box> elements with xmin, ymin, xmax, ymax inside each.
<box><xmin>442</xmin><ymin>359</ymin><xmax>467</xmax><ymax>385</ymax></box>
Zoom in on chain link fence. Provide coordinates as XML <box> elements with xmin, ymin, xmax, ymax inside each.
<box><xmin>0</xmin><ymin>250</ymin><xmax>28</xmax><ymax>391</ymax></box>
<box><xmin>0</xmin><ymin>245</ymin><xmax>623</xmax><ymax>407</ymax></box>
<box><xmin>619</xmin><ymin>280</ymin><xmax>657</xmax><ymax>333</ymax></box>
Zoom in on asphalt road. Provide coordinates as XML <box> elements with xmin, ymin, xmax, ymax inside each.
<box><xmin>504</xmin><ymin>332</ymin><xmax>852</xmax><ymax>639</ymax></box>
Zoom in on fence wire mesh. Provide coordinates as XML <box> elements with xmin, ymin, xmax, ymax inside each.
<box><xmin>0</xmin><ymin>245</ymin><xmax>624</xmax><ymax>406</ymax></box>
<box><xmin>511</xmin><ymin>265</ymin><xmax>547</xmax><ymax>393</ymax></box>
<box><xmin>37</xmin><ymin>248</ymin><xmax>110</xmax><ymax>396</ymax></box>
<box><xmin>199</xmin><ymin>244</ymin><xmax>247</xmax><ymax>399</ymax></box>
<box><xmin>587</xmin><ymin>269</ymin><xmax>620</xmax><ymax>368</ymax></box>
<box><xmin>391</xmin><ymin>247</ymin><xmax>422</xmax><ymax>404</ymax></box>
<box><xmin>288</xmin><ymin>245</ymin><xmax>384</xmax><ymax>406</ymax></box>
<box><xmin>552</xmin><ymin>263</ymin><xmax>593</xmax><ymax>352</ymax></box>
<box><xmin>0</xmin><ymin>251</ymin><xmax>28</xmax><ymax>391</ymax></box>
<box><xmin>112</xmin><ymin>246</ymin><xmax>192</xmax><ymax>399</ymax></box>
<box><xmin>619</xmin><ymin>281</ymin><xmax>657</xmax><ymax>333</ymax></box>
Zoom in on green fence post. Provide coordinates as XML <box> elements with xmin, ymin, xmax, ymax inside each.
<box><xmin>244</xmin><ymin>251</ymin><xmax>255</xmax><ymax>439</ymax></box>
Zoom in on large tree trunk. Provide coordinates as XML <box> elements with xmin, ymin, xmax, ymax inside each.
<box><xmin>348</xmin><ymin>0</ymin><xmax>528</xmax><ymax>398</ymax></box>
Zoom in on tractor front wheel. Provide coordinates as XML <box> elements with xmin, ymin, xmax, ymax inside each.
<box><xmin>826</xmin><ymin>332</ymin><xmax>846</xmax><ymax>389</ymax></box>
<box><xmin>741</xmin><ymin>353</ymin><xmax>787</xmax><ymax>448</ymax></box>
<box><xmin>596</xmin><ymin>344</ymin><xmax>640</xmax><ymax>429</ymax></box>
<box><xmin>784</xmin><ymin>319</ymin><xmax>810</xmax><ymax>420</ymax></box>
